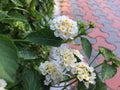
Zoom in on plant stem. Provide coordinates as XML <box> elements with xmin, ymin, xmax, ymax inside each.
<box><xmin>8</xmin><ymin>81</ymin><xmax>22</xmax><ymax>90</ymax></box>
<box><xmin>94</xmin><ymin>63</ymin><xmax>103</xmax><ymax>69</ymax></box>
<box><xmin>74</xmin><ymin>34</ymin><xmax>81</xmax><ymax>40</ymax></box>
<box><xmin>51</xmin><ymin>79</ymin><xmax>77</xmax><ymax>89</ymax></box>
<box><xmin>62</xmin><ymin>79</ymin><xmax>77</xmax><ymax>90</ymax></box>
<box><xmin>89</xmin><ymin>53</ymin><xmax>100</xmax><ymax>66</ymax></box>
<box><xmin>13</xmin><ymin>39</ymin><xmax>29</xmax><ymax>42</ymax></box>
<box><xmin>59</xmin><ymin>77</ymin><xmax>75</xmax><ymax>83</ymax></box>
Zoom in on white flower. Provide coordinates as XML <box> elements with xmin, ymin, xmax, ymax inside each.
<box><xmin>49</xmin><ymin>44</ymin><xmax>84</xmax><ymax>72</ymax></box>
<box><xmin>60</xmin><ymin>26</ymin><xmax>67</xmax><ymax>32</ymax></box>
<box><xmin>39</xmin><ymin>61</ymin><xmax>63</xmax><ymax>85</ymax></box>
<box><xmin>87</xmin><ymin>67</ymin><xmax>94</xmax><ymax>72</ymax></box>
<box><xmin>84</xmin><ymin>82</ymin><xmax>89</xmax><ymax>89</ymax></box>
<box><xmin>50</xmin><ymin>15</ymin><xmax>78</xmax><ymax>40</ymax></box>
<box><xmin>54</xmin><ymin>30</ymin><xmax>62</xmax><ymax>37</ymax></box>
<box><xmin>0</xmin><ymin>79</ymin><xmax>7</xmax><ymax>90</ymax></box>
<box><xmin>72</xmin><ymin>49</ymin><xmax>84</xmax><ymax>61</ymax></box>
<box><xmin>0</xmin><ymin>87</ymin><xmax>6</xmax><ymax>90</ymax></box>
<box><xmin>71</xmin><ymin>62</ymin><xmax>96</xmax><ymax>88</ymax></box>
<box><xmin>44</xmin><ymin>80</ymin><xmax>50</xmax><ymax>86</ymax></box>
<box><xmin>83</xmin><ymin>74</ymin><xmax>89</xmax><ymax>81</ymax></box>
<box><xmin>77</xmin><ymin>75</ymin><xmax>83</xmax><ymax>81</ymax></box>
<box><xmin>71</xmin><ymin>68</ymin><xmax>77</xmax><ymax>74</ymax></box>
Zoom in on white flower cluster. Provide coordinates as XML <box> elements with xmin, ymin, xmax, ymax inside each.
<box><xmin>50</xmin><ymin>44</ymin><xmax>84</xmax><ymax>71</ymax></box>
<box><xmin>39</xmin><ymin>61</ymin><xmax>63</xmax><ymax>85</ymax></box>
<box><xmin>72</xmin><ymin>62</ymin><xmax>96</xmax><ymax>88</ymax></box>
<box><xmin>50</xmin><ymin>16</ymin><xmax>78</xmax><ymax>40</ymax></box>
<box><xmin>0</xmin><ymin>79</ymin><xmax>7</xmax><ymax>90</ymax></box>
<box><xmin>39</xmin><ymin>44</ymin><xmax>96</xmax><ymax>88</ymax></box>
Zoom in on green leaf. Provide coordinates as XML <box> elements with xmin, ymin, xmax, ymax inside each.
<box><xmin>27</xmin><ymin>29</ymin><xmax>63</xmax><ymax>47</ymax></box>
<box><xmin>0</xmin><ymin>11</ymin><xmax>8</xmax><ymax>21</ymax></box>
<box><xmin>99</xmin><ymin>47</ymin><xmax>114</xmax><ymax>60</ymax></box>
<box><xmin>11</xmin><ymin>0</ymin><xmax>23</xmax><ymax>7</ymax></box>
<box><xmin>81</xmin><ymin>37</ymin><xmax>92</xmax><ymax>59</ymax></box>
<box><xmin>102</xmin><ymin>61</ymin><xmax>117</xmax><ymax>80</ymax></box>
<box><xmin>25</xmin><ymin>0</ymin><xmax>32</xmax><ymax>5</ymax></box>
<box><xmin>77</xmin><ymin>81</ymin><xmax>87</xmax><ymax>90</ymax></box>
<box><xmin>112</xmin><ymin>58</ymin><xmax>120</xmax><ymax>67</ymax></box>
<box><xmin>29</xmin><ymin>0</ymin><xmax>36</xmax><ymax>16</ymax></box>
<box><xmin>3</xmin><ymin>11</ymin><xmax>27</xmax><ymax>23</ymax></box>
<box><xmin>19</xmin><ymin>49</ymin><xmax>37</xmax><ymax>60</ymax></box>
<box><xmin>22</xmin><ymin>69</ymin><xmax>50</xmax><ymax>90</ymax></box>
<box><xmin>95</xmin><ymin>75</ymin><xmax>107</xmax><ymax>90</ymax></box>
<box><xmin>74</xmin><ymin>54</ymin><xmax>81</xmax><ymax>62</ymax></box>
<box><xmin>0</xmin><ymin>35</ymin><xmax>18</xmax><ymax>83</ymax></box>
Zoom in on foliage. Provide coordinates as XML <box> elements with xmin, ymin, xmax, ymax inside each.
<box><xmin>0</xmin><ymin>0</ymin><xmax>120</xmax><ymax>90</ymax></box>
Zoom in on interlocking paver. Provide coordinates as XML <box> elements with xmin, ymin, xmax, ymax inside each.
<box><xmin>70</xmin><ymin>0</ymin><xmax>78</xmax><ymax>4</ymax></box>
<box><xmin>114</xmin><ymin>0</ymin><xmax>120</xmax><ymax>9</ymax></box>
<box><xmin>74</xmin><ymin>15</ymin><xmax>87</xmax><ymax>22</ymax></box>
<box><xmin>101</xmin><ymin>23</ymin><xmax>119</xmax><ymax>33</ymax></box>
<box><xmin>106</xmin><ymin>31</ymin><xmax>120</xmax><ymax>43</ymax></box>
<box><xmin>118</xmin><ymin>33</ymin><xmax>120</xmax><ymax>37</ymax></box>
<box><xmin>112</xmin><ymin>20</ymin><xmax>120</xmax><ymax>29</ymax></box>
<box><xmin>88</xmin><ymin>28</ymin><xmax>109</xmax><ymax>38</ymax></box>
<box><xmin>114</xmin><ymin>42</ymin><xmax>120</xmax><ymax>58</ymax></box>
<box><xmin>88</xmin><ymin>0</ymin><xmax>97</xmax><ymax>6</ymax></box>
<box><xmin>60</xmin><ymin>0</ymin><xmax>120</xmax><ymax>89</ymax></box>
<box><xmin>93</xmin><ymin>37</ymin><xmax>116</xmax><ymax>51</ymax></box>
<box><xmin>97</xmin><ymin>16</ymin><xmax>112</xmax><ymax>24</ymax></box>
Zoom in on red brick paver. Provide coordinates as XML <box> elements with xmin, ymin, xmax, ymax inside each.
<box><xmin>60</xmin><ymin>0</ymin><xmax>120</xmax><ymax>90</ymax></box>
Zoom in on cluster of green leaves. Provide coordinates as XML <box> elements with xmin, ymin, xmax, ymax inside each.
<box><xmin>0</xmin><ymin>0</ymin><xmax>120</xmax><ymax>90</ymax></box>
<box><xmin>0</xmin><ymin>0</ymin><xmax>54</xmax><ymax>90</ymax></box>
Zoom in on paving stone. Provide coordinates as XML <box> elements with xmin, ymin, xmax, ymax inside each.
<box><xmin>116</xmin><ymin>13</ymin><xmax>120</xmax><ymax>17</ymax></box>
<box><xmin>101</xmin><ymin>23</ymin><xmax>119</xmax><ymax>33</ymax></box>
<box><xmin>93</xmin><ymin>37</ymin><xmax>116</xmax><ymax>51</ymax></box>
<box><xmin>88</xmin><ymin>28</ymin><xmax>109</xmax><ymax>38</ymax></box>
<box><xmin>106</xmin><ymin>31</ymin><xmax>120</xmax><ymax>44</ymax></box>
<box><xmin>74</xmin><ymin>15</ymin><xmax>87</xmax><ymax>22</ymax></box>
<box><xmin>94</xmin><ymin>10</ymin><xmax>107</xmax><ymax>17</ymax></box>
<box><xmin>82</xmin><ymin>13</ymin><xmax>98</xmax><ymax>22</ymax></box>
<box><xmin>86</xmin><ymin>36</ymin><xmax>97</xmax><ymax>44</ymax></box>
<box><xmin>107</xmin><ymin>14</ymin><xmax>120</xmax><ymax>21</ymax></box>
<box><xmin>74</xmin><ymin>36</ymin><xmax>96</xmax><ymax>45</ymax></box>
<box><xmin>70</xmin><ymin>0</ymin><xmax>78</xmax><ymax>4</ymax></box>
<box><xmin>114</xmin><ymin>42</ymin><xmax>120</xmax><ymax>58</ymax></box>
<box><xmin>70</xmin><ymin>4</ymin><xmax>79</xmax><ymax>9</ymax></box>
<box><xmin>107</xmin><ymin>1</ymin><xmax>120</xmax><ymax>12</ymax></box>
<box><xmin>95</xmin><ymin>23</ymin><xmax>104</xmax><ymax>28</ymax></box>
<box><xmin>112</xmin><ymin>20</ymin><xmax>120</xmax><ymax>29</ymax></box>
<box><xmin>97</xmin><ymin>16</ymin><xmax>112</xmax><ymax>24</ymax></box>
<box><xmin>72</xmin><ymin>9</ymin><xmax>84</xmax><ymax>16</ymax></box>
<box><xmin>88</xmin><ymin>0</ymin><xmax>97</xmax><ymax>6</ymax></box>
<box><xmin>90</xmin><ymin>4</ymin><xmax>102</xmax><ymax>11</ymax></box>
<box><xmin>61</xmin><ymin>6</ymin><xmax>71</xmax><ymax>12</ymax></box>
<box><xmin>57</xmin><ymin>0</ymin><xmax>120</xmax><ymax>89</ymax></box>
<box><xmin>118</xmin><ymin>32</ymin><xmax>120</xmax><ymax>37</ymax></box>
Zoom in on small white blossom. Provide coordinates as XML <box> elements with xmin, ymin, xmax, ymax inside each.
<box><xmin>49</xmin><ymin>44</ymin><xmax>84</xmax><ymax>71</ymax></box>
<box><xmin>77</xmin><ymin>75</ymin><xmax>83</xmax><ymax>81</ymax></box>
<box><xmin>38</xmin><ymin>61</ymin><xmax>63</xmax><ymax>85</ymax></box>
<box><xmin>72</xmin><ymin>62</ymin><xmax>96</xmax><ymax>88</ymax></box>
<box><xmin>0</xmin><ymin>79</ymin><xmax>7</xmax><ymax>90</ymax></box>
<box><xmin>50</xmin><ymin>15</ymin><xmax>78</xmax><ymax>40</ymax></box>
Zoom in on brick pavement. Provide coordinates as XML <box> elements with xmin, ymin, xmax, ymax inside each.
<box><xmin>60</xmin><ymin>0</ymin><xmax>120</xmax><ymax>90</ymax></box>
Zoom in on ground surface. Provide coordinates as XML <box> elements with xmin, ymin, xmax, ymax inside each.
<box><xmin>54</xmin><ymin>0</ymin><xmax>120</xmax><ymax>90</ymax></box>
